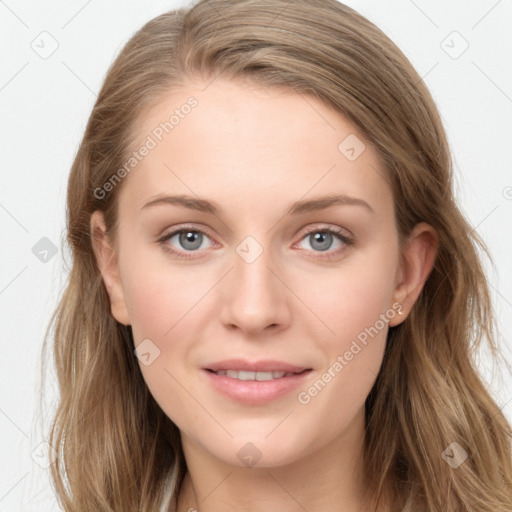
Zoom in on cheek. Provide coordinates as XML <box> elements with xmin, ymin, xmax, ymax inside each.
<box><xmin>291</xmin><ymin>243</ymin><xmax>398</xmax><ymax>407</ymax></box>
<box><xmin>291</xmin><ymin>264</ymin><xmax>395</xmax><ymax>447</ymax></box>
<box><xmin>121</xmin><ymin>243</ymin><xmax>203</xmax><ymax>341</ymax></box>
<box><xmin>297</xmin><ymin>246</ymin><xmax>399</xmax><ymax>347</ymax></box>
<box><xmin>121</xmin><ymin>255</ymin><xmax>205</xmax><ymax>426</ymax></box>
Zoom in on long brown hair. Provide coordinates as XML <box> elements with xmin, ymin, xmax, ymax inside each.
<box><xmin>41</xmin><ymin>1</ymin><xmax>512</xmax><ymax>510</ymax></box>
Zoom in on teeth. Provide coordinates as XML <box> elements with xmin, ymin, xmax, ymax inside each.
<box><xmin>213</xmin><ymin>370</ymin><xmax>295</xmax><ymax>380</ymax></box>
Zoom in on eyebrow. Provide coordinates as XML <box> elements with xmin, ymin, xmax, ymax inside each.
<box><xmin>141</xmin><ymin>193</ymin><xmax>375</xmax><ymax>216</ymax></box>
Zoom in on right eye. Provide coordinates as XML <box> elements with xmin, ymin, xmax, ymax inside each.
<box><xmin>157</xmin><ymin>226</ymin><xmax>216</xmax><ymax>259</ymax></box>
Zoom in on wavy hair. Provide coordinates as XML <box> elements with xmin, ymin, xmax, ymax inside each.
<box><xmin>41</xmin><ymin>0</ymin><xmax>512</xmax><ymax>510</ymax></box>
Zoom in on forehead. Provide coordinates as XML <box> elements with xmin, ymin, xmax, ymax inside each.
<box><xmin>119</xmin><ymin>78</ymin><xmax>392</xmax><ymax>219</ymax></box>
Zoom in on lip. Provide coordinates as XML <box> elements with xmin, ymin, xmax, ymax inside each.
<box><xmin>203</xmin><ymin>358</ymin><xmax>310</xmax><ymax>373</ymax></box>
<box><xmin>202</xmin><ymin>362</ymin><xmax>313</xmax><ymax>405</ymax></box>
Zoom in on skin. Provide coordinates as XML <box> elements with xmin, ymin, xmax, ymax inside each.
<box><xmin>91</xmin><ymin>77</ymin><xmax>437</xmax><ymax>512</ymax></box>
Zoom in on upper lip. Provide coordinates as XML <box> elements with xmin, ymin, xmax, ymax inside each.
<box><xmin>204</xmin><ymin>359</ymin><xmax>310</xmax><ymax>373</ymax></box>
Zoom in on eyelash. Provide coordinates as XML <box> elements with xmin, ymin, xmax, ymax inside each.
<box><xmin>156</xmin><ymin>224</ymin><xmax>354</xmax><ymax>260</ymax></box>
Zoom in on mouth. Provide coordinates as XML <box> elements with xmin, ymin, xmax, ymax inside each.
<box><xmin>205</xmin><ymin>368</ymin><xmax>310</xmax><ymax>381</ymax></box>
<box><xmin>202</xmin><ymin>367</ymin><xmax>313</xmax><ymax>405</ymax></box>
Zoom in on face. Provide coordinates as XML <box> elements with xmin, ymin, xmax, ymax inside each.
<box><xmin>93</xmin><ymin>77</ymin><xmax>410</xmax><ymax>468</ymax></box>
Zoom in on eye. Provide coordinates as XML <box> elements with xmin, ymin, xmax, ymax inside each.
<box><xmin>157</xmin><ymin>224</ymin><xmax>354</xmax><ymax>260</ymax></box>
<box><xmin>157</xmin><ymin>226</ymin><xmax>215</xmax><ymax>259</ymax></box>
<box><xmin>295</xmin><ymin>226</ymin><xmax>353</xmax><ymax>258</ymax></box>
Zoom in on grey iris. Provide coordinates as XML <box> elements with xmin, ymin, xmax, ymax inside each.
<box><xmin>180</xmin><ymin>231</ymin><xmax>203</xmax><ymax>250</ymax></box>
<box><xmin>310</xmin><ymin>232</ymin><xmax>332</xmax><ymax>251</ymax></box>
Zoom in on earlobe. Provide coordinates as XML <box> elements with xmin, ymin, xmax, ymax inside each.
<box><xmin>90</xmin><ymin>211</ymin><xmax>131</xmax><ymax>326</ymax></box>
<box><xmin>388</xmin><ymin>222</ymin><xmax>438</xmax><ymax>327</ymax></box>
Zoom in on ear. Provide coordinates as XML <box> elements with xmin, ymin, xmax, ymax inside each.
<box><xmin>388</xmin><ymin>222</ymin><xmax>438</xmax><ymax>327</ymax></box>
<box><xmin>90</xmin><ymin>210</ymin><xmax>131</xmax><ymax>326</ymax></box>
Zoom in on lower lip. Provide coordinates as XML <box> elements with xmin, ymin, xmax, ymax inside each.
<box><xmin>202</xmin><ymin>369</ymin><xmax>313</xmax><ymax>405</ymax></box>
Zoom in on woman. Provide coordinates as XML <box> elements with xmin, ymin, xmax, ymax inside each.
<box><xmin>42</xmin><ymin>0</ymin><xmax>512</xmax><ymax>510</ymax></box>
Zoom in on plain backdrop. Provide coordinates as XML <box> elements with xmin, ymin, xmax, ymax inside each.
<box><xmin>1</xmin><ymin>0</ymin><xmax>511</xmax><ymax>510</ymax></box>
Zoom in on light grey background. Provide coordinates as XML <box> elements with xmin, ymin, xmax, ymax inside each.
<box><xmin>1</xmin><ymin>0</ymin><xmax>511</xmax><ymax>510</ymax></box>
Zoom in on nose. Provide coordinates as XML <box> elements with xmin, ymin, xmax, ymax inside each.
<box><xmin>218</xmin><ymin>241</ymin><xmax>292</xmax><ymax>336</ymax></box>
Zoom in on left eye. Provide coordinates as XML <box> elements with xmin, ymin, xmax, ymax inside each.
<box><xmin>296</xmin><ymin>228</ymin><xmax>350</xmax><ymax>253</ymax></box>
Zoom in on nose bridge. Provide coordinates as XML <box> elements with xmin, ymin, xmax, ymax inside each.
<box><xmin>219</xmin><ymin>233</ymin><xmax>289</xmax><ymax>333</ymax></box>
<box><xmin>235</xmin><ymin>235</ymin><xmax>274</xmax><ymax>290</ymax></box>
